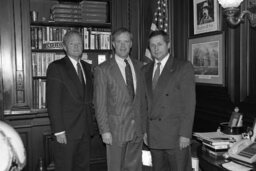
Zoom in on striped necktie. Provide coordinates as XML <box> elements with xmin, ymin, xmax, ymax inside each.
<box><xmin>152</xmin><ymin>62</ymin><xmax>161</xmax><ymax>89</ymax></box>
<box><xmin>77</xmin><ymin>62</ymin><xmax>85</xmax><ymax>86</ymax></box>
<box><xmin>124</xmin><ymin>59</ymin><xmax>135</xmax><ymax>99</ymax></box>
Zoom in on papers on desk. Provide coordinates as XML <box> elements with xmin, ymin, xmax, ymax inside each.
<box><xmin>193</xmin><ymin>132</ymin><xmax>232</xmax><ymax>146</ymax></box>
<box><xmin>142</xmin><ymin>150</ymin><xmax>152</xmax><ymax>167</ymax></box>
<box><xmin>222</xmin><ymin>161</ymin><xmax>252</xmax><ymax>171</ymax></box>
<box><xmin>194</xmin><ymin>132</ymin><xmax>232</xmax><ymax>157</ymax></box>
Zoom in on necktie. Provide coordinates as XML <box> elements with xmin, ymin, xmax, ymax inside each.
<box><xmin>152</xmin><ymin>62</ymin><xmax>161</xmax><ymax>89</ymax></box>
<box><xmin>77</xmin><ymin>62</ymin><xmax>85</xmax><ymax>87</ymax></box>
<box><xmin>124</xmin><ymin>59</ymin><xmax>135</xmax><ymax>99</ymax></box>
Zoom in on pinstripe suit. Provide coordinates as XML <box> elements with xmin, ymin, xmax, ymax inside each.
<box><xmin>94</xmin><ymin>56</ymin><xmax>147</xmax><ymax>171</ymax></box>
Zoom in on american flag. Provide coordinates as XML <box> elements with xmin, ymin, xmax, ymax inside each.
<box><xmin>143</xmin><ymin>0</ymin><xmax>168</xmax><ymax>64</ymax></box>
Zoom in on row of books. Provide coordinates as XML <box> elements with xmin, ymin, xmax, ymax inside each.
<box><xmin>83</xmin><ymin>28</ymin><xmax>111</xmax><ymax>50</ymax></box>
<box><xmin>51</xmin><ymin>2</ymin><xmax>82</xmax><ymax>22</ymax></box>
<box><xmin>81</xmin><ymin>1</ymin><xmax>108</xmax><ymax>23</ymax></box>
<box><xmin>31</xmin><ymin>26</ymin><xmax>111</xmax><ymax>50</ymax></box>
<box><xmin>32</xmin><ymin>52</ymin><xmax>92</xmax><ymax>77</ymax></box>
<box><xmin>31</xmin><ymin>26</ymin><xmax>81</xmax><ymax>49</ymax></box>
<box><xmin>32</xmin><ymin>53</ymin><xmax>64</xmax><ymax>77</ymax></box>
<box><xmin>202</xmin><ymin>143</ymin><xmax>228</xmax><ymax>157</ymax></box>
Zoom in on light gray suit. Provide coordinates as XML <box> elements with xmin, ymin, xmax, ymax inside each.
<box><xmin>94</xmin><ymin>57</ymin><xmax>146</xmax><ymax>171</ymax></box>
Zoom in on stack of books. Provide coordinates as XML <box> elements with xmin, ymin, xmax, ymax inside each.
<box><xmin>80</xmin><ymin>1</ymin><xmax>108</xmax><ymax>23</ymax></box>
<box><xmin>51</xmin><ymin>3</ymin><xmax>82</xmax><ymax>22</ymax></box>
<box><xmin>194</xmin><ymin>132</ymin><xmax>232</xmax><ymax>157</ymax></box>
<box><xmin>202</xmin><ymin>138</ymin><xmax>230</xmax><ymax>157</ymax></box>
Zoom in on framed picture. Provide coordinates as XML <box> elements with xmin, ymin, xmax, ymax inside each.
<box><xmin>193</xmin><ymin>0</ymin><xmax>220</xmax><ymax>35</ymax></box>
<box><xmin>188</xmin><ymin>34</ymin><xmax>225</xmax><ymax>85</ymax></box>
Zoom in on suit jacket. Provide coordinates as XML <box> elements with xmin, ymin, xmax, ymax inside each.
<box><xmin>46</xmin><ymin>56</ymin><xmax>93</xmax><ymax>140</ymax></box>
<box><xmin>143</xmin><ymin>56</ymin><xmax>196</xmax><ymax>149</ymax></box>
<box><xmin>94</xmin><ymin>57</ymin><xmax>147</xmax><ymax>145</ymax></box>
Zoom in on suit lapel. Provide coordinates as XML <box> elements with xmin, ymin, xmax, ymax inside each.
<box><xmin>81</xmin><ymin>61</ymin><xmax>93</xmax><ymax>102</ymax></box>
<box><xmin>109</xmin><ymin>58</ymin><xmax>130</xmax><ymax>98</ymax></box>
<box><xmin>153</xmin><ymin>56</ymin><xmax>175</xmax><ymax>104</ymax></box>
<box><xmin>145</xmin><ymin>62</ymin><xmax>154</xmax><ymax>102</ymax></box>
<box><xmin>63</xmin><ymin>57</ymin><xmax>84</xmax><ymax>98</ymax></box>
<box><xmin>130</xmin><ymin>58</ymin><xmax>140</xmax><ymax>103</ymax></box>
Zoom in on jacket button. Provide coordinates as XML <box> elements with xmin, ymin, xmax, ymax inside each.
<box><xmin>158</xmin><ymin>118</ymin><xmax>162</xmax><ymax>121</ymax></box>
<box><xmin>149</xmin><ymin>118</ymin><xmax>153</xmax><ymax>121</ymax></box>
<box><xmin>131</xmin><ymin>120</ymin><xmax>135</xmax><ymax>124</ymax></box>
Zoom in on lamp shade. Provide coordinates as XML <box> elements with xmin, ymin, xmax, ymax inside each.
<box><xmin>218</xmin><ymin>0</ymin><xmax>243</xmax><ymax>8</ymax></box>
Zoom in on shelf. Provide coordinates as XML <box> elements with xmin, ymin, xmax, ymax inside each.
<box><xmin>31</xmin><ymin>21</ymin><xmax>112</xmax><ymax>28</ymax></box>
<box><xmin>32</xmin><ymin>49</ymin><xmax>112</xmax><ymax>53</ymax></box>
<box><xmin>33</xmin><ymin>76</ymin><xmax>46</xmax><ymax>79</ymax></box>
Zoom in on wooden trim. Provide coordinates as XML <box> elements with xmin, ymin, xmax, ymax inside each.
<box><xmin>0</xmin><ymin>34</ymin><xmax>3</xmax><ymax>120</ymax></box>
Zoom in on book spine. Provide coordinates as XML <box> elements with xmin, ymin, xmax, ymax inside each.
<box><xmin>31</xmin><ymin>27</ymin><xmax>35</xmax><ymax>49</ymax></box>
<box><xmin>202</xmin><ymin>143</ymin><xmax>228</xmax><ymax>150</ymax></box>
<box><xmin>38</xmin><ymin>27</ymin><xmax>43</xmax><ymax>49</ymax></box>
<box><xmin>202</xmin><ymin>139</ymin><xmax>230</xmax><ymax>146</ymax></box>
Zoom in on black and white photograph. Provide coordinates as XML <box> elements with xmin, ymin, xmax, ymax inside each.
<box><xmin>188</xmin><ymin>34</ymin><xmax>225</xmax><ymax>85</ymax></box>
<box><xmin>2</xmin><ymin>0</ymin><xmax>256</xmax><ymax>171</ymax></box>
<box><xmin>193</xmin><ymin>0</ymin><xmax>220</xmax><ymax>35</ymax></box>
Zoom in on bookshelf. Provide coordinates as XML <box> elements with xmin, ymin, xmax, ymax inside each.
<box><xmin>30</xmin><ymin>0</ymin><xmax>112</xmax><ymax>110</ymax></box>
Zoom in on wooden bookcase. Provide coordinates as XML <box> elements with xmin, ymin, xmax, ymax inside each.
<box><xmin>0</xmin><ymin>0</ymin><xmax>113</xmax><ymax>170</ymax></box>
<box><xmin>30</xmin><ymin>0</ymin><xmax>112</xmax><ymax>110</ymax></box>
<box><xmin>0</xmin><ymin>0</ymin><xmax>144</xmax><ymax>170</ymax></box>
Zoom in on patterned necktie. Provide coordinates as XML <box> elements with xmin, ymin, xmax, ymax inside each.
<box><xmin>152</xmin><ymin>62</ymin><xmax>161</xmax><ymax>89</ymax></box>
<box><xmin>124</xmin><ymin>59</ymin><xmax>135</xmax><ymax>99</ymax></box>
<box><xmin>77</xmin><ymin>62</ymin><xmax>85</xmax><ymax>86</ymax></box>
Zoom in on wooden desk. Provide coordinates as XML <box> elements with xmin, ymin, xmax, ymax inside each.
<box><xmin>197</xmin><ymin>147</ymin><xmax>229</xmax><ymax>171</ymax></box>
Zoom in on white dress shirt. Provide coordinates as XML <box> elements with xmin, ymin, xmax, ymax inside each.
<box><xmin>152</xmin><ymin>53</ymin><xmax>170</xmax><ymax>80</ymax></box>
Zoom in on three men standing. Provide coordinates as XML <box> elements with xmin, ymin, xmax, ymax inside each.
<box><xmin>47</xmin><ymin>27</ymin><xmax>195</xmax><ymax>171</ymax></box>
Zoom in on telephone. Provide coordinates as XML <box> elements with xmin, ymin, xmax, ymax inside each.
<box><xmin>228</xmin><ymin>139</ymin><xmax>256</xmax><ymax>163</ymax></box>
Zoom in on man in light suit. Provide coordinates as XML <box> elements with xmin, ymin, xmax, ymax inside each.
<box><xmin>46</xmin><ymin>30</ymin><xmax>93</xmax><ymax>171</ymax></box>
<box><xmin>94</xmin><ymin>27</ymin><xmax>147</xmax><ymax>171</ymax></box>
<box><xmin>143</xmin><ymin>30</ymin><xmax>196</xmax><ymax>171</ymax></box>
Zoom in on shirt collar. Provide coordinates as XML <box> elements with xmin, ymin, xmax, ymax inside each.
<box><xmin>154</xmin><ymin>53</ymin><xmax>169</xmax><ymax>66</ymax></box>
<box><xmin>68</xmin><ymin>56</ymin><xmax>80</xmax><ymax>66</ymax></box>
<box><xmin>115</xmin><ymin>55</ymin><xmax>131</xmax><ymax>64</ymax></box>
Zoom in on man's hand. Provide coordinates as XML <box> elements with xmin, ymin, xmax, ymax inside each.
<box><xmin>143</xmin><ymin>133</ymin><xmax>148</xmax><ymax>146</ymax></box>
<box><xmin>179</xmin><ymin>136</ymin><xmax>190</xmax><ymax>150</ymax></box>
<box><xmin>56</xmin><ymin>133</ymin><xmax>67</xmax><ymax>144</ymax></box>
<box><xmin>102</xmin><ymin>132</ymin><xmax>112</xmax><ymax>145</ymax></box>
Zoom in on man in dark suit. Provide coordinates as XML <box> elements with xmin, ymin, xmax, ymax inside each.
<box><xmin>143</xmin><ymin>30</ymin><xmax>196</xmax><ymax>171</ymax></box>
<box><xmin>94</xmin><ymin>27</ymin><xmax>147</xmax><ymax>171</ymax></box>
<box><xmin>46</xmin><ymin>30</ymin><xmax>93</xmax><ymax>171</ymax></box>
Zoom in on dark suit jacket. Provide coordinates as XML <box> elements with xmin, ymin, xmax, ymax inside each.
<box><xmin>46</xmin><ymin>56</ymin><xmax>93</xmax><ymax>140</ymax></box>
<box><xmin>94</xmin><ymin>57</ymin><xmax>147</xmax><ymax>145</ymax></box>
<box><xmin>143</xmin><ymin>56</ymin><xmax>196</xmax><ymax>149</ymax></box>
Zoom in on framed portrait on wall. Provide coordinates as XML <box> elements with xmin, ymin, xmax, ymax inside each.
<box><xmin>188</xmin><ymin>34</ymin><xmax>225</xmax><ymax>85</ymax></box>
<box><xmin>193</xmin><ymin>0</ymin><xmax>220</xmax><ymax>35</ymax></box>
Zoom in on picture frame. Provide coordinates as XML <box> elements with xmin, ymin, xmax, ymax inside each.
<box><xmin>188</xmin><ymin>34</ymin><xmax>225</xmax><ymax>85</ymax></box>
<box><xmin>193</xmin><ymin>0</ymin><xmax>220</xmax><ymax>35</ymax></box>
